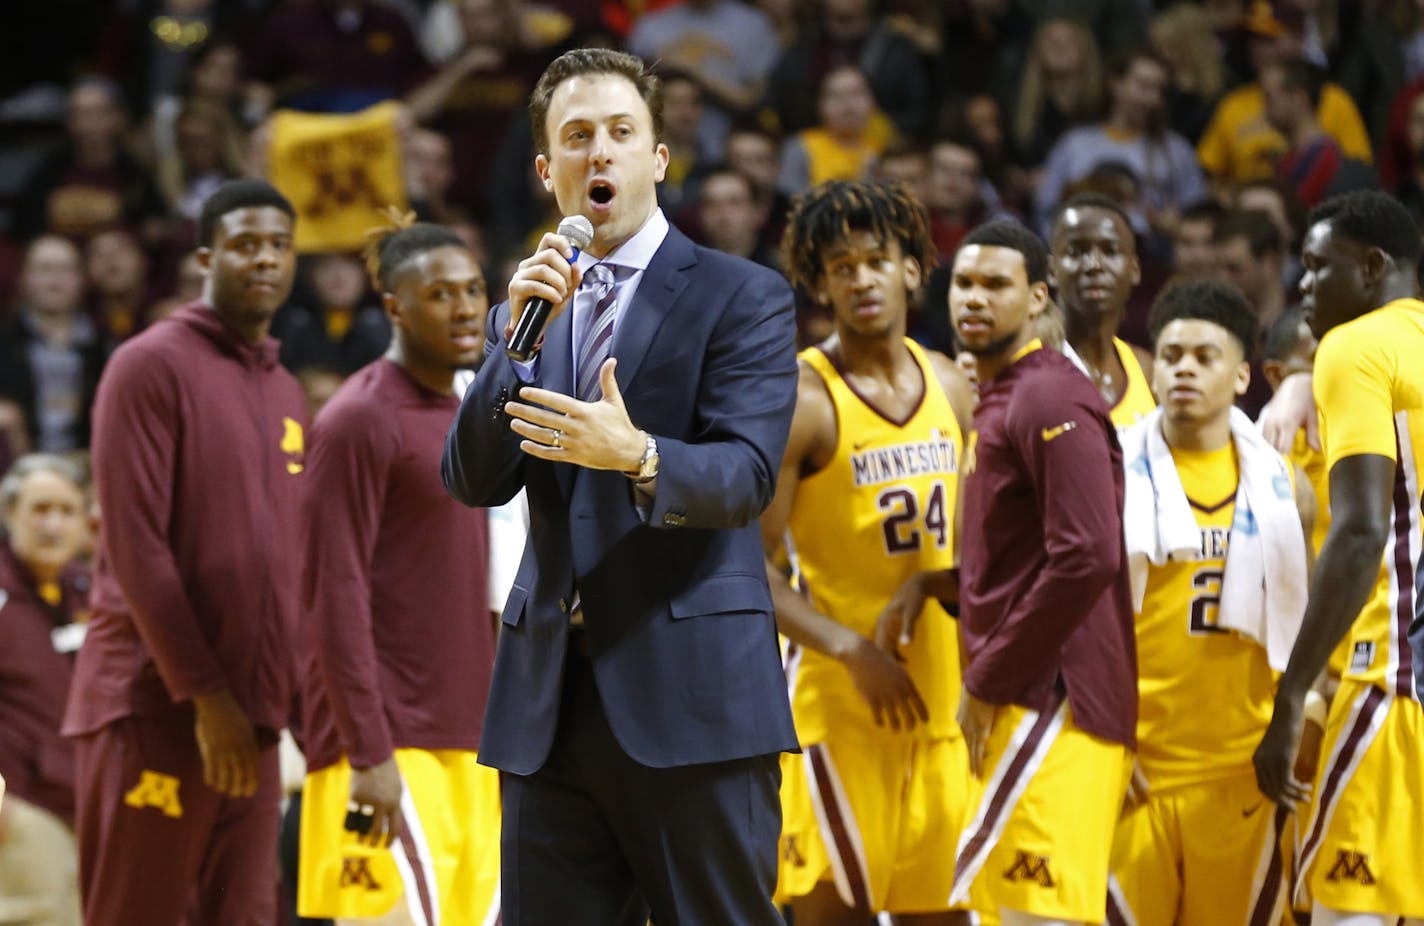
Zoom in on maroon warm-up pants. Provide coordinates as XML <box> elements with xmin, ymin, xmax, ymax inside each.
<box><xmin>72</xmin><ymin>712</ymin><xmax>281</xmax><ymax>926</ymax></box>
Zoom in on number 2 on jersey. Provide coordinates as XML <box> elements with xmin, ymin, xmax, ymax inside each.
<box><xmin>1188</xmin><ymin>567</ymin><xmax>1225</xmax><ymax>634</ymax></box>
<box><xmin>877</xmin><ymin>481</ymin><xmax>948</xmax><ymax>554</ymax></box>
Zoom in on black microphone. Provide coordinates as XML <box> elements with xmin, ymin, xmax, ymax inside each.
<box><xmin>506</xmin><ymin>215</ymin><xmax>596</xmax><ymax>362</ymax></box>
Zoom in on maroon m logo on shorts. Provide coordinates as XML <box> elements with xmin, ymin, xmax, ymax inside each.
<box><xmin>1325</xmin><ymin>850</ymin><xmax>1376</xmax><ymax>885</ymax></box>
<box><xmin>1003</xmin><ymin>851</ymin><xmax>1056</xmax><ymax>888</ymax></box>
<box><xmin>339</xmin><ymin>857</ymin><xmax>383</xmax><ymax>891</ymax></box>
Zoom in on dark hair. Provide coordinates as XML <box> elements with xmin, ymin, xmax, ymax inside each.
<box><xmin>1212</xmin><ymin>208</ymin><xmax>1284</xmax><ymax>258</ymax></box>
<box><xmin>1180</xmin><ymin>198</ymin><xmax>1227</xmax><ymax>226</ymax></box>
<box><xmin>781</xmin><ymin>180</ymin><xmax>935</xmax><ymax>293</ymax></box>
<box><xmin>1052</xmin><ymin>191</ymin><xmax>1134</xmax><ymax>239</ymax></box>
<box><xmin>529</xmin><ymin>48</ymin><xmax>662</xmax><ymax>155</ymax></box>
<box><xmin>1108</xmin><ymin>44</ymin><xmax>1170</xmax><ymax>82</ymax></box>
<box><xmin>197</xmin><ymin>179</ymin><xmax>294</xmax><ymax>247</ymax></box>
<box><xmin>959</xmin><ymin>218</ymin><xmax>1049</xmax><ymax>285</ymax></box>
<box><xmin>1263</xmin><ymin>306</ymin><xmax>1309</xmax><ymax>362</ymax></box>
<box><xmin>363</xmin><ymin>216</ymin><xmax>467</xmax><ymax>292</ymax></box>
<box><xmin>1147</xmin><ymin>278</ymin><xmax>1260</xmax><ymax>355</ymax></box>
<box><xmin>1308</xmin><ymin>190</ymin><xmax>1424</xmax><ymax>263</ymax></box>
<box><xmin>1271</xmin><ymin>57</ymin><xmax>1327</xmax><ymax>109</ymax></box>
<box><xmin>1235</xmin><ymin>177</ymin><xmax>1307</xmax><ymax>243</ymax></box>
<box><xmin>698</xmin><ymin>163</ymin><xmax>759</xmax><ymax>202</ymax></box>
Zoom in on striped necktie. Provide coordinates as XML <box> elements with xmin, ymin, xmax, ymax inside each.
<box><xmin>576</xmin><ymin>263</ymin><xmax>620</xmax><ymax>402</ymax></box>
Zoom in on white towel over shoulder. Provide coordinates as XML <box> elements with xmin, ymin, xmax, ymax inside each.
<box><xmin>1121</xmin><ymin>407</ymin><xmax>1309</xmax><ymax>669</ymax></box>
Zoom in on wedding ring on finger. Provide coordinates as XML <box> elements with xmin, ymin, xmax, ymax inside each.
<box><xmin>551</xmin><ymin>429</ymin><xmax>562</xmax><ymax>449</ymax></box>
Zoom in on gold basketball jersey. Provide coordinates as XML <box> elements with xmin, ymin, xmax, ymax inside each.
<box><xmin>787</xmin><ymin>340</ymin><xmax>963</xmax><ymax>743</ymax></box>
<box><xmin>1111</xmin><ymin>337</ymin><xmax>1157</xmax><ymax>430</ymax></box>
<box><xmin>1315</xmin><ymin>299</ymin><xmax>1424</xmax><ymax>697</ymax></box>
<box><xmin>1134</xmin><ymin>443</ymin><xmax>1276</xmax><ymax>792</ymax></box>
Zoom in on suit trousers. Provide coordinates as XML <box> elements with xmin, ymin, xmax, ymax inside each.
<box><xmin>500</xmin><ymin>631</ymin><xmax>785</xmax><ymax>926</ymax></box>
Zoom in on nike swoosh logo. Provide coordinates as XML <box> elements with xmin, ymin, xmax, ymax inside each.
<box><xmin>1041</xmin><ymin>421</ymin><xmax>1079</xmax><ymax>442</ymax></box>
<box><xmin>1241</xmin><ymin>802</ymin><xmax>1263</xmax><ymax>818</ymax></box>
<box><xmin>853</xmin><ymin>441</ymin><xmax>872</xmax><ymax>451</ymax></box>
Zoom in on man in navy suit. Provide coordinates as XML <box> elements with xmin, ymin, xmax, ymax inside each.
<box><xmin>442</xmin><ymin>48</ymin><xmax>799</xmax><ymax>925</ymax></box>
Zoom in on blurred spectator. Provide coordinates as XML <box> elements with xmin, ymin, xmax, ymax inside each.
<box><xmin>1148</xmin><ymin>2</ymin><xmax>1226</xmax><ymax>142</ymax></box>
<box><xmin>1212</xmin><ymin>206</ymin><xmax>1289</xmax><ymax>416</ymax></box>
<box><xmin>627</xmin><ymin>0</ymin><xmax>781</xmax><ymax>153</ymax></box>
<box><xmin>1233</xmin><ymin>176</ymin><xmax>1305</xmax><ymax>255</ymax></box>
<box><xmin>1319</xmin><ymin>0</ymin><xmax>1401</xmax><ymax>155</ymax></box>
<box><xmin>146</xmin><ymin>249</ymin><xmax>205</xmax><ymax>324</ymax></box>
<box><xmin>724</xmin><ymin>120</ymin><xmax>790</xmax><ymax>246</ymax></box>
<box><xmin>150</xmin><ymin>39</ymin><xmax>249</xmax><ymax>181</ymax></box>
<box><xmin>407</xmin><ymin>0</ymin><xmax>552</xmax><ymax>220</ymax></box>
<box><xmin>776</xmin><ymin>65</ymin><xmax>894</xmax><ymax>195</ymax></box>
<box><xmin>1008</xmin><ymin>18</ymin><xmax>1104</xmax><ymax>176</ymax></box>
<box><xmin>247</xmin><ymin>0</ymin><xmax>428</xmax><ymax>114</ymax></box>
<box><xmin>1196</xmin><ymin>0</ymin><xmax>1372</xmax><ymax>186</ymax></box>
<box><xmin>925</xmin><ymin>135</ymin><xmax>1008</xmax><ymax>262</ymax></box>
<box><xmin>934</xmin><ymin>0</ymin><xmax>1035</xmax><ymax>103</ymax></box>
<box><xmin>1403</xmin><ymin>0</ymin><xmax>1424</xmax><ymax>83</ymax></box>
<box><xmin>1034</xmin><ymin>47</ymin><xmax>1206</xmax><ymax>241</ymax></box>
<box><xmin>0</xmin><ymin>453</ymin><xmax>90</xmax><ymax>926</ymax></box>
<box><xmin>273</xmin><ymin>253</ymin><xmax>390</xmax><ymax>375</ymax></box>
<box><xmin>420</xmin><ymin>0</ymin><xmax>574</xmax><ymax>62</ymax></box>
<box><xmin>871</xmin><ymin>140</ymin><xmax>930</xmax><ymax>204</ymax></box>
<box><xmin>1213</xmin><ymin>208</ymin><xmax>1288</xmax><ymax>334</ymax></box>
<box><xmin>1391</xmin><ymin>89</ymin><xmax>1424</xmax><ymax>225</ymax></box>
<box><xmin>694</xmin><ymin>166</ymin><xmax>778</xmax><ymax>268</ymax></box>
<box><xmin>657</xmin><ymin>70</ymin><xmax>717</xmax><ymax>213</ymax></box>
<box><xmin>404</xmin><ymin>127</ymin><xmax>459</xmax><ymax>224</ymax></box>
<box><xmin>15</xmin><ymin>77</ymin><xmax>169</xmax><ymax>243</ymax></box>
<box><xmin>1172</xmin><ymin>198</ymin><xmax>1225</xmax><ymax>279</ymax></box>
<box><xmin>1380</xmin><ymin>74</ymin><xmax>1424</xmax><ymax>194</ymax></box>
<box><xmin>764</xmin><ymin>0</ymin><xmax>933</xmax><ymax>139</ymax></box>
<box><xmin>0</xmin><ymin>237</ymin><xmax>108</xmax><ymax>454</ymax></box>
<box><xmin>1261</xmin><ymin>57</ymin><xmax>1377</xmax><ymax>208</ymax></box>
<box><xmin>85</xmin><ymin>228</ymin><xmax>154</xmax><ymax>342</ymax></box>
<box><xmin>757</xmin><ymin>0</ymin><xmax>801</xmax><ymax>48</ymax></box>
<box><xmin>155</xmin><ymin>98</ymin><xmax>244</xmax><ymax>222</ymax></box>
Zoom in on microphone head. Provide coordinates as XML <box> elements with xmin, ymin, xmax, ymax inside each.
<box><xmin>556</xmin><ymin>215</ymin><xmax>595</xmax><ymax>251</ymax></box>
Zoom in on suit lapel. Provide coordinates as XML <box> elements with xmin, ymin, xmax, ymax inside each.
<box><xmin>612</xmin><ymin>228</ymin><xmax>695</xmax><ymax>392</ymax></box>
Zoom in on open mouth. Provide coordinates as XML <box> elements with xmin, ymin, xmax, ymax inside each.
<box><xmin>588</xmin><ymin>180</ymin><xmax>615</xmax><ymax>208</ymax></box>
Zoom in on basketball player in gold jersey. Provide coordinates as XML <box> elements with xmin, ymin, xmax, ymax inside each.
<box><xmin>1049</xmin><ymin>193</ymin><xmax>1157</xmax><ymax>429</ymax></box>
<box><xmin>1254</xmin><ymin>191</ymin><xmax>1424</xmax><ymax>925</ymax></box>
<box><xmin>762</xmin><ymin>180</ymin><xmax>975</xmax><ymax>925</ymax></box>
<box><xmin>1107</xmin><ymin>279</ymin><xmax>1315</xmax><ymax>926</ymax></box>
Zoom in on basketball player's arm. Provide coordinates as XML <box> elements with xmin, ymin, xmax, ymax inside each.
<box><xmin>760</xmin><ymin>364</ymin><xmax>928</xmax><ymax>731</ymax></box>
<box><xmin>1259</xmin><ymin>371</ymin><xmax>1317</xmax><ymax>454</ymax></box>
<box><xmin>872</xmin><ymin>351</ymin><xmax>975</xmax><ymax>651</ymax></box>
<box><xmin>304</xmin><ymin>404</ymin><xmax>404</xmax><ymax>848</ymax></box>
<box><xmin>1257</xmin><ymin>331</ymin><xmax>1396</xmax><ymax>803</ymax></box>
<box><xmin>91</xmin><ymin>349</ymin><xmax>258</xmax><ymax>798</ymax></box>
<box><xmin>1256</xmin><ymin>453</ymin><xmax>1394</xmax><ymax>803</ymax></box>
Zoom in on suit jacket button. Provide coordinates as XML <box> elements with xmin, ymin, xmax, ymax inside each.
<box><xmin>663</xmin><ymin>513</ymin><xmax>685</xmax><ymax>527</ymax></box>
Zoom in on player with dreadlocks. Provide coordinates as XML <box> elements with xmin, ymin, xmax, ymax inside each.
<box><xmin>295</xmin><ymin>210</ymin><xmax>502</xmax><ymax>926</ymax></box>
<box><xmin>762</xmin><ymin>180</ymin><xmax>976</xmax><ymax>925</ymax></box>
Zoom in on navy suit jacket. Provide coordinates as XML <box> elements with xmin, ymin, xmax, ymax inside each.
<box><xmin>443</xmin><ymin>224</ymin><xmax>800</xmax><ymax>775</ymax></box>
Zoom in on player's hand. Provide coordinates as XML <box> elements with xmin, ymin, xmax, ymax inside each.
<box><xmin>192</xmin><ymin>688</ymin><xmax>260</xmax><ymax>798</ymax></box>
<box><xmin>1292</xmin><ymin>692</ymin><xmax>1328</xmax><ymax>794</ymax></box>
<box><xmin>1258</xmin><ymin>371</ymin><xmax>1317</xmax><ymax>454</ymax></box>
<box><xmin>873</xmin><ymin>573</ymin><xmax>930</xmax><ymax>653</ymax></box>
<box><xmin>958</xmin><ymin>691</ymin><xmax>996</xmax><ymax>778</ymax></box>
<box><xmin>507</xmin><ymin>359</ymin><xmax>646</xmax><ymax>472</ymax></box>
<box><xmin>348</xmin><ymin>757</ymin><xmax>405</xmax><ymax>848</ymax></box>
<box><xmin>1124</xmin><ymin>761</ymin><xmax>1151</xmax><ymax>809</ymax></box>
<box><xmin>1254</xmin><ymin>692</ymin><xmax>1312</xmax><ymax>807</ymax></box>
<box><xmin>504</xmin><ymin>231</ymin><xmax>582</xmax><ymax>337</ymax></box>
<box><xmin>840</xmin><ymin>636</ymin><xmax>928</xmax><ymax>732</ymax></box>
